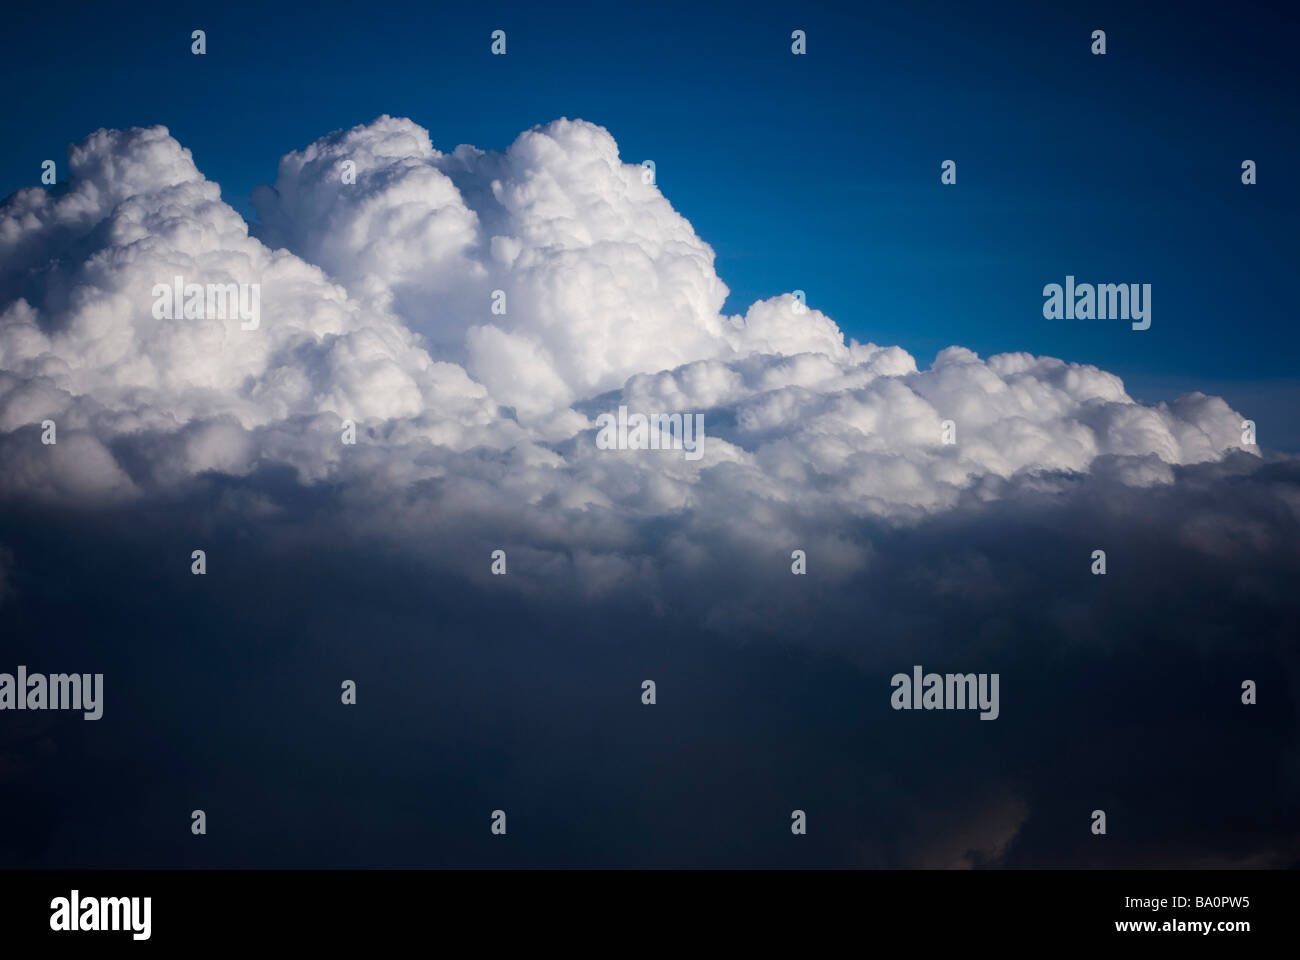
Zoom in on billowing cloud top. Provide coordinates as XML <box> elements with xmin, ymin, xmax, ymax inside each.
<box><xmin>0</xmin><ymin>116</ymin><xmax>1256</xmax><ymax>517</ymax></box>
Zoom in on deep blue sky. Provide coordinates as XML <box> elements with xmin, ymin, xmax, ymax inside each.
<box><xmin>4</xmin><ymin>0</ymin><xmax>1297</xmax><ymax>441</ymax></box>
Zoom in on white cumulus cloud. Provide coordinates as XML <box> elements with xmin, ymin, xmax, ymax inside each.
<box><xmin>0</xmin><ymin>116</ymin><xmax>1257</xmax><ymax>527</ymax></box>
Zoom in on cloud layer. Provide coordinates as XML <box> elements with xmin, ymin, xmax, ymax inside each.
<box><xmin>1</xmin><ymin>117</ymin><xmax>1296</xmax><ymax>868</ymax></box>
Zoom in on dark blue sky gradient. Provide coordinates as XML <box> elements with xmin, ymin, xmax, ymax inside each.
<box><xmin>3</xmin><ymin>0</ymin><xmax>1297</xmax><ymax>439</ymax></box>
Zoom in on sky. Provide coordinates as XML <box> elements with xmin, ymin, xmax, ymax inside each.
<box><xmin>0</xmin><ymin>0</ymin><xmax>1298</xmax><ymax>869</ymax></box>
<box><xmin>3</xmin><ymin>0</ymin><xmax>1297</xmax><ymax>441</ymax></box>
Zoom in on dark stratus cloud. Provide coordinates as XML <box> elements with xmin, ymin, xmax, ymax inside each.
<box><xmin>0</xmin><ymin>119</ymin><xmax>1295</xmax><ymax>868</ymax></box>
